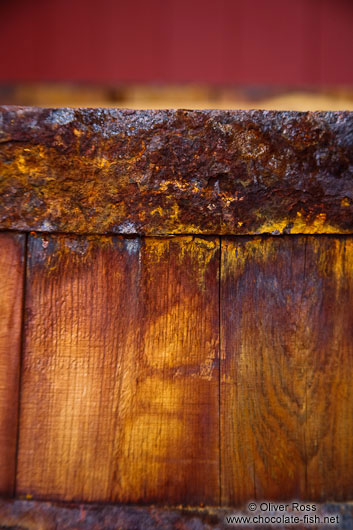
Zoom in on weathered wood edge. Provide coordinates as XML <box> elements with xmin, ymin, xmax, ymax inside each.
<box><xmin>1</xmin><ymin>107</ymin><xmax>352</xmax><ymax>235</ymax></box>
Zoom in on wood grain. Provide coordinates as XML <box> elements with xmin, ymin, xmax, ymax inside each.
<box><xmin>0</xmin><ymin>232</ymin><xmax>25</xmax><ymax>495</ymax></box>
<box><xmin>16</xmin><ymin>234</ymin><xmax>220</xmax><ymax>504</ymax></box>
<box><xmin>221</xmin><ymin>236</ymin><xmax>353</xmax><ymax>504</ymax></box>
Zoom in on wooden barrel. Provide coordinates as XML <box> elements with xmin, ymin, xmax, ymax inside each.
<box><xmin>0</xmin><ymin>107</ymin><xmax>352</xmax><ymax>525</ymax></box>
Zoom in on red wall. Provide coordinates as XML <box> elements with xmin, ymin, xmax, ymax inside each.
<box><xmin>0</xmin><ymin>0</ymin><xmax>352</xmax><ymax>86</ymax></box>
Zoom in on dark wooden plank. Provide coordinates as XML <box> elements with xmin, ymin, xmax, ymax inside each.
<box><xmin>1</xmin><ymin>107</ymin><xmax>353</xmax><ymax>235</ymax></box>
<box><xmin>0</xmin><ymin>232</ymin><xmax>25</xmax><ymax>495</ymax></box>
<box><xmin>221</xmin><ymin>236</ymin><xmax>353</xmax><ymax>504</ymax></box>
<box><xmin>17</xmin><ymin>234</ymin><xmax>219</xmax><ymax>504</ymax></box>
<box><xmin>304</xmin><ymin>237</ymin><xmax>353</xmax><ymax>500</ymax></box>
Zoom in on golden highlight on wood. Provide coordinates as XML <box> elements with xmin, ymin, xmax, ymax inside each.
<box><xmin>221</xmin><ymin>236</ymin><xmax>353</xmax><ymax>504</ymax></box>
<box><xmin>16</xmin><ymin>234</ymin><xmax>220</xmax><ymax>504</ymax></box>
<box><xmin>2</xmin><ymin>102</ymin><xmax>353</xmax><ymax>520</ymax></box>
<box><xmin>0</xmin><ymin>229</ymin><xmax>352</xmax><ymax>508</ymax></box>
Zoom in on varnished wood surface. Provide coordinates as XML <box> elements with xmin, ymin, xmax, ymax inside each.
<box><xmin>0</xmin><ymin>233</ymin><xmax>25</xmax><ymax>495</ymax></box>
<box><xmin>221</xmin><ymin>236</ymin><xmax>353</xmax><ymax>504</ymax></box>
<box><xmin>0</xmin><ymin>231</ymin><xmax>351</xmax><ymax>505</ymax></box>
<box><xmin>17</xmin><ymin>234</ymin><xmax>220</xmax><ymax>504</ymax></box>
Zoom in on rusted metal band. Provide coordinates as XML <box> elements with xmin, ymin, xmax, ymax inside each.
<box><xmin>0</xmin><ymin>499</ymin><xmax>351</xmax><ymax>529</ymax></box>
<box><xmin>1</xmin><ymin>107</ymin><xmax>352</xmax><ymax>235</ymax></box>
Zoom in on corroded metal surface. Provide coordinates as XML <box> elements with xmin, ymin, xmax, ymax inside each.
<box><xmin>0</xmin><ymin>500</ymin><xmax>228</xmax><ymax>529</ymax></box>
<box><xmin>0</xmin><ymin>500</ymin><xmax>352</xmax><ymax>529</ymax></box>
<box><xmin>0</xmin><ymin>107</ymin><xmax>352</xmax><ymax>235</ymax></box>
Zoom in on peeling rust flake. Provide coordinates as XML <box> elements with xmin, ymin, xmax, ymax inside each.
<box><xmin>0</xmin><ymin>106</ymin><xmax>353</xmax><ymax>235</ymax></box>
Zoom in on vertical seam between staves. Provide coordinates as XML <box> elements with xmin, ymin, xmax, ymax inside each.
<box><xmin>303</xmin><ymin>236</ymin><xmax>308</xmax><ymax>496</ymax></box>
<box><xmin>14</xmin><ymin>231</ymin><xmax>29</xmax><ymax>496</ymax></box>
<box><xmin>218</xmin><ymin>236</ymin><xmax>222</xmax><ymax>506</ymax></box>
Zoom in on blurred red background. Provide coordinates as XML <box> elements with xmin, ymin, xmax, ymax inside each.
<box><xmin>0</xmin><ymin>0</ymin><xmax>352</xmax><ymax>87</ymax></box>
